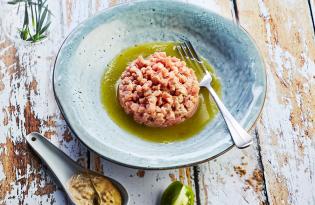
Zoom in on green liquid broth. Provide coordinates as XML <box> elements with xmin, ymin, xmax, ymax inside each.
<box><xmin>101</xmin><ymin>42</ymin><xmax>221</xmax><ymax>143</ymax></box>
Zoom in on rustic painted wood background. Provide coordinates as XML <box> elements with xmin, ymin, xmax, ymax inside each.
<box><xmin>0</xmin><ymin>0</ymin><xmax>314</xmax><ymax>204</ymax></box>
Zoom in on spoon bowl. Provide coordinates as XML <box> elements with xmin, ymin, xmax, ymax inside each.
<box><xmin>26</xmin><ymin>132</ymin><xmax>129</xmax><ymax>205</ymax></box>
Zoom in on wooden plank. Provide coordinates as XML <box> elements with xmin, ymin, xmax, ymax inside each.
<box><xmin>0</xmin><ymin>0</ymin><xmax>269</xmax><ymax>204</ymax></box>
<box><xmin>0</xmin><ymin>0</ymin><xmax>90</xmax><ymax>204</ymax></box>
<box><xmin>192</xmin><ymin>1</ymin><xmax>268</xmax><ymax>205</ymax></box>
<box><xmin>89</xmin><ymin>0</ymin><xmax>267</xmax><ymax>205</ymax></box>
<box><xmin>88</xmin><ymin>1</ymin><xmax>195</xmax><ymax>204</ymax></box>
<box><xmin>0</xmin><ymin>0</ymin><xmax>268</xmax><ymax>204</ymax></box>
<box><xmin>197</xmin><ymin>142</ymin><xmax>267</xmax><ymax>205</ymax></box>
<box><xmin>236</xmin><ymin>0</ymin><xmax>315</xmax><ymax>204</ymax></box>
<box><xmin>309</xmin><ymin>0</ymin><xmax>315</xmax><ymax>34</ymax></box>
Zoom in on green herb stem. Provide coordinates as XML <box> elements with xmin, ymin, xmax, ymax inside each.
<box><xmin>8</xmin><ymin>0</ymin><xmax>52</xmax><ymax>43</ymax></box>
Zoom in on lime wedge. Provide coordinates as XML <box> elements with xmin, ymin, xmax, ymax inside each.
<box><xmin>160</xmin><ymin>181</ymin><xmax>195</xmax><ymax>205</ymax></box>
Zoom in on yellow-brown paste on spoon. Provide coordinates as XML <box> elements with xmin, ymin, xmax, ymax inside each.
<box><xmin>68</xmin><ymin>172</ymin><xmax>122</xmax><ymax>205</ymax></box>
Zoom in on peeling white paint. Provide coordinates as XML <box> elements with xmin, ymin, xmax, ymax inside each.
<box><xmin>0</xmin><ymin>163</ymin><xmax>5</xmax><ymax>181</ymax></box>
<box><xmin>258</xmin><ymin>0</ymin><xmax>270</xmax><ymax>20</ymax></box>
<box><xmin>1</xmin><ymin>0</ymin><xmax>314</xmax><ymax>204</ymax></box>
<box><xmin>257</xmin><ymin>0</ymin><xmax>315</xmax><ymax>204</ymax></box>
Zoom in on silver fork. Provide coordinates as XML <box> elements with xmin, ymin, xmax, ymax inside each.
<box><xmin>176</xmin><ymin>40</ymin><xmax>252</xmax><ymax>148</ymax></box>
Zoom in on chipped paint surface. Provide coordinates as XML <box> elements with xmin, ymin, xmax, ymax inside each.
<box><xmin>237</xmin><ymin>0</ymin><xmax>315</xmax><ymax>204</ymax></box>
<box><xmin>0</xmin><ymin>0</ymin><xmax>314</xmax><ymax>204</ymax></box>
<box><xmin>198</xmin><ymin>145</ymin><xmax>267</xmax><ymax>205</ymax></box>
<box><xmin>0</xmin><ymin>0</ymin><xmax>88</xmax><ymax>204</ymax></box>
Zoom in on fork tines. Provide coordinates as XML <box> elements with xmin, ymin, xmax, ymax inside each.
<box><xmin>176</xmin><ymin>39</ymin><xmax>208</xmax><ymax>74</ymax></box>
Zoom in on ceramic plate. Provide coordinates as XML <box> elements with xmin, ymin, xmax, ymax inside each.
<box><xmin>54</xmin><ymin>0</ymin><xmax>266</xmax><ymax>169</ymax></box>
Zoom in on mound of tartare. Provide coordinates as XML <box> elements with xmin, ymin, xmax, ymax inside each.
<box><xmin>118</xmin><ymin>52</ymin><xmax>200</xmax><ymax>128</ymax></box>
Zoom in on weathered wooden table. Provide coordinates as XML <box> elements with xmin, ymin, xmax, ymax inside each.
<box><xmin>0</xmin><ymin>0</ymin><xmax>314</xmax><ymax>204</ymax></box>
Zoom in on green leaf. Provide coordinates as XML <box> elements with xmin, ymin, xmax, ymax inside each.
<box><xmin>29</xmin><ymin>1</ymin><xmax>35</xmax><ymax>28</ymax></box>
<box><xmin>38</xmin><ymin>6</ymin><xmax>48</xmax><ymax>31</ymax></box>
<box><xmin>17</xmin><ymin>2</ymin><xmax>21</xmax><ymax>14</ymax></box>
<box><xmin>34</xmin><ymin>1</ymin><xmax>38</xmax><ymax>27</ymax></box>
<box><xmin>7</xmin><ymin>0</ymin><xmax>26</xmax><ymax>5</ymax></box>
<box><xmin>8</xmin><ymin>0</ymin><xmax>52</xmax><ymax>43</ymax></box>
<box><xmin>19</xmin><ymin>27</ymin><xmax>29</xmax><ymax>40</ymax></box>
<box><xmin>27</xmin><ymin>34</ymin><xmax>35</xmax><ymax>42</ymax></box>
<box><xmin>23</xmin><ymin>2</ymin><xmax>29</xmax><ymax>27</ymax></box>
<box><xmin>39</xmin><ymin>21</ymin><xmax>50</xmax><ymax>35</ymax></box>
<box><xmin>37</xmin><ymin>0</ymin><xmax>42</xmax><ymax>22</ymax></box>
<box><xmin>35</xmin><ymin>35</ymin><xmax>46</xmax><ymax>42</ymax></box>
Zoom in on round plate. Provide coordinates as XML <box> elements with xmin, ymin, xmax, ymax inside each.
<box><xmin>54</xmin><ymin>0</ymin><xmax>266</xmax><ymax>169</ymax></box>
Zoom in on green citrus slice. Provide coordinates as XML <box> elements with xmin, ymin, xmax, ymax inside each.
<box><xmin>160</xmin><ymin>181</ymin><xmax>195</xmax><ymax>205</ymax></box>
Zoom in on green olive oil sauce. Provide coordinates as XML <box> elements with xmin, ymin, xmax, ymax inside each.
<box><xmin>101</xmin><ymin>42</ymin><xmax>221</xmax><ymax>143</ymax></box>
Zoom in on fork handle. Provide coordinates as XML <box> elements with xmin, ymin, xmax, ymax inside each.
<box><xmin>205</xmin><ymin>85</ymin><xmax>253</xmax><ymax>148</ymax></box>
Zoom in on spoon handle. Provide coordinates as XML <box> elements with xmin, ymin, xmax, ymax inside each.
<box><xmin>205</xmin><ymin>85</ymin><xmax>253</xmax><ymax>148</ymax></box>
<box><xmin>25</xmin><ymin>132</ymin><xmax>81</xmax><ymax>188</ymax></box>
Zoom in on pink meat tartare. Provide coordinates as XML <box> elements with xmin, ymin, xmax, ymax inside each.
<box><xmin>118</xmin><ymin>52</ymin><xmax>200</xmax><ymax>128</ymax></box>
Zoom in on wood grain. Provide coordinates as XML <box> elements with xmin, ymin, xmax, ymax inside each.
<box><xmin>89</xmin><ymin>1</ymin><xmax>196</xmax><ymax>204</ymax></box>
<box><xmin>0</xmin><ymin>0</ymin><xmax>89</xmax><ymax>204</ymax></box>
<box><xmin>236</xmin><ymin>0</ymin><xmax>315</xmax><ymax>204</ymax></box>
<box><xmin>91</xmin><ymin>0</ymin><xmax>267</xmax><ymax>205</ymax></box>
<box><xmin>192</xmin><ymin>1</ymin><xmax>268</xmax><ymax>205</ymax></box>
<box><xmin>0</xmin><ymin>0</ymin><xmax>314</xmax><ymax>204</ymax></box>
